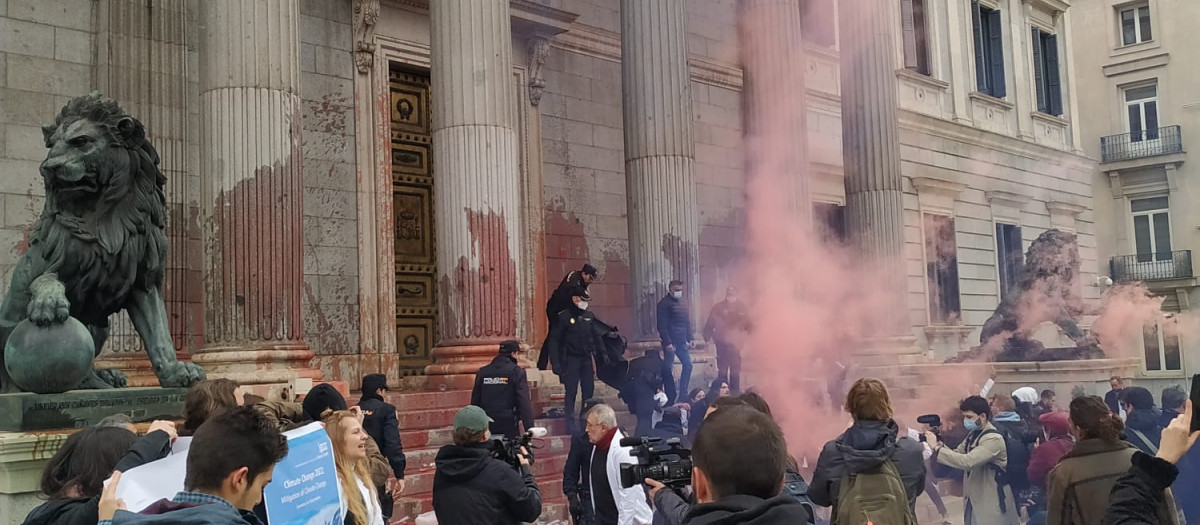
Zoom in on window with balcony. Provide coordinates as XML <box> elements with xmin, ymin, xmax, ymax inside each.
<box><xmin>800</xmin><ymin>0</ymin><xmax>837</xmax><ymax>48</ymax></box>
<box><xmin>1132</xmin><ymin>196</ymin><xmax>1171</xmax><ymax>263</ymax></box>
<box><xmin>1031</xmin><ymin>28</ymin><xmax>1062</xmax><ymax>116</ymax></box>
<box><xmin>924</xmin><ymin>213</ymin><xmax>961</xmax><ymax>324</ymax></box>
<box><xmin>1120</xmin><ymin>4</ymin><xmax>1152</xmax><ymax>46</ymax></box>
<box><xmin>971</xmin><ymin>1</ymin><xmax>1006</xmax><ymax>98</ymax></box>
<box><xmin>1143</xmin><ymin>321</ymin><xmax>1181</xmax><ymax>372</ymax></box>
<box><xmin>996</xmin><ymin>223</ymin><xmax>1022</xmax><ymax>301</ymax></box>
<box><xmin>1126</xmin><ymin>84</ymin><xmax>1159</xmax><ymax>142</ymax></box>
<box><xmin>900</xmin><ymin>0</ymin><xmax>931</xmax><ymax>75</ymax></box>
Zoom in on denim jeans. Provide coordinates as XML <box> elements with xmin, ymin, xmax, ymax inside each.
<box><xmin>661</xmin><ymin>344</ymin><xmax>692</xmax><ymax>405</ymax></box>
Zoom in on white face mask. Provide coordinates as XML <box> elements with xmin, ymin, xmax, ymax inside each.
<box><xmin>672</xmin><ymin>291</ymin><xmax>683</xmax><ymax>299</ymax></box>
<box><xmin>577</xmin><ymin>301</ymin><xmax>589</xmax><ymax>311</ymax></box>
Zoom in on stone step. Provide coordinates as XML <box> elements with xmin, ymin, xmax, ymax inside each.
<box><xmin>400</xmin><ymin>417</ymin><xmax>570</xmax><ymax>449</ymax></box>
<box><xmin>399</xmin><ymin>452</ymin><xmax>570</xmax><ymax>496</ymax></box>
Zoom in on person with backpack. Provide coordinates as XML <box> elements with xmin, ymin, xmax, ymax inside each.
<box><xmin>811</xmin><ymin>378</ymin><xmax>925</xmax><ymax>524</ymax></box>
<box><xmin>1121</xmin><ymin>387</ymin><xmax>1165</xmax><ymax>456</ymax></box>
<box><xmin>1046</xmin><ymin>395</ymin><xmax>1178</xmax><ymax>525</ymax></box>
<box><xmin>990</xmin><ymin>394</ymin><xmax>1038</xmax><ymax>511</ymax></box>
<box><xmin>926</xmin><ymin>395</ymin><xmax>1020</xmax><ymax>525</ymax></box>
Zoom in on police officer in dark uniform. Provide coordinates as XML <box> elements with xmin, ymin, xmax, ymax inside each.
<box><xmin>544</xmin><ymin>286</ymin><xmax>603</xmax><ymax>435</ymax></box>
<box><xmin>470</xmin><ymin>340</ymin><xmax>535</xmax><ymax>438</ymax></box>
<box><xmin>540</xmin><ymin>264</ymin><xmax>598</xmax><ymax>371</ymax></box>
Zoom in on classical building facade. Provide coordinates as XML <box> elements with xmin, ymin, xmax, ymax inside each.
<box><xmin>0</xmin><ymin>0</ymin><xmax>1098</xmax><ymax>389</ymax></box>
<box><xmin>1073</xmin><ymin>0</ymin><xmax>1199</xmax><ymax>386</ymax></box>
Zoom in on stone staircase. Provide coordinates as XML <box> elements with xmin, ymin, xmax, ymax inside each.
<box><xmin>376</xmin><ymin>375</ymin><xmax>631</xmax><ymax>525</ymax></box>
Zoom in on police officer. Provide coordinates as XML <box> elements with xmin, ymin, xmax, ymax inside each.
<box><xmin>620</xmin><ymin>347</ymin><xmax>664</xmax><ymax>437</ymax></box>
<box><xmin>540</xmin><ymin>264</ymin><xmax>598</xmax><ymax>371</ymax></box>
<box><xmin>470</xmin><ymin>340</ymin><xmax>535</xmax><ymax>438</ymax></box>
<box><xmin>544</xmin><ymin>286</ymin><xmax>604</xmax><ymax>435</ymax></box>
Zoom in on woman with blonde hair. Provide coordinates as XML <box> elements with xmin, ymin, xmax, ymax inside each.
<box><xmin>323</xmin><ymin>410</ymin><xmax>384</xmax><ymax>525</ymax></box>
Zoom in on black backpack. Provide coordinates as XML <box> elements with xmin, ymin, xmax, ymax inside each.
<box><xmin>783</xmin><ymin>469</ymin><xmax>817</xmax><ymax>524</ymax></box>
<box><xmin>979</xmin><ymin>427</ymin><xmax>1032</xmax><ymax>514</ymax></box>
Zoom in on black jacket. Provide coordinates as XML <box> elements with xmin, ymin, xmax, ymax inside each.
<box><xmin>545</xmin><ymin>308</ymin><xmax>606</xmax><ymax>375</ymax></box>
<box><xmin>22</xmin><ymin>430</ymin><xmax>172</xmax><ymax>525</ymax></box>
<box><xmin>546</xmin><ymin>271</ymin><xmax>590</xmax><ymax>322</ymax></box>
<box><xmin>359</xmin><ymin>394</ymin><xmax>407</xmax><ymax>479</ymax></box>
<box><xmin>1124</xmin><ymin>409</ymin><xmax>1164</xmax><ymax>455</ymax></box>
<box><xmin>656</xmin><ymin>296</ymin><xmax>692</xmax><ymax>348</ymax></box>
<box><xmin>810</xmin><ymin>419</ymin><xmax>926</xmax><ymax>512</ymax></box>
<box><xmin>432</xmin><ymin>442</ymin><xmax>542</xmax><ymax>525</ymax></box>
<box><xmin>1104</xmin><ymin>452</ymin><xmax>1179</xmax><ymax>525</ymax></box>
<box><xmin>563</xmin><ymin>431</ymin><xmax>594</xmax><ymax>498</ymax></box>
<box><xmin>683</xmin><ymin>494</ymin><xmax>812</xmax><ymax>525</ymax></box>
<box><xmin>1106</xmin><ymin>389</ymin><xmax>1123</xmax><ymax>415</ymax></box>
<box><xmin>620</xmin><ymin>353</ymin><xmax>663</xmax><ymax>413</ymax></box>
<box><xmin>471</xmin><ymin>354</ymin><xmax>535</xmax><ymax>432</ymax></box>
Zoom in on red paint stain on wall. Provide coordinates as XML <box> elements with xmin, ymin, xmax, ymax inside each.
<box><xmin>438</xmin><ymin>209</ymin><xmax>518</xmax><ymax>344</ymax></box>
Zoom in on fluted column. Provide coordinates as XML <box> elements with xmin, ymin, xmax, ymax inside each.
<box><xmin>839</xmin><ymin>0</ymin><xmax>911</xmax><ymax>337</ymax></box>
<box><xmin>621</xmin><ymin>0</ymin><xmax>700</xmax><ymax>339</ymax></box>
<box><xmin>739</xmin><ymin>0</ymin><xmax>811</xmax><ymax>227</ymax></box>
<box><xmin>191</xmin><ymin>0</ymin><xmax>321</xmax><ymax>388</ymax></box>
<box><xmin>424</xmin><ymin>0</ymin><xmax>523</xmax><ymax>381</ymax></box>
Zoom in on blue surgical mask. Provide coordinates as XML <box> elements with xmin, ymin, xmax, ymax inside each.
<box><xmin>963</xmin><ymin>418</ymin><xmax>980</xmax><ymax>431</ymax></box>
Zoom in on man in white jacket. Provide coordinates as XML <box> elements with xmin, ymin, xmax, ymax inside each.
<box><xmin>586</xmin><ymin>404</ymin><xmax>653</xmax><ymax>525</ymax></box>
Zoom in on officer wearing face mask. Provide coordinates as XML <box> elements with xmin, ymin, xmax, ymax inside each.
<box><xmin>656</xmin><ymin>280</ymin><xmax>694</xmax><ymax>406</ymax></box>
<box><xmin>544</xmin><ymin>286</ymin><xmax>605</xmax><ymax>435</ymax></box>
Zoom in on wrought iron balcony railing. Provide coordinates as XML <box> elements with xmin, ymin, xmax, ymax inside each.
<box><xmin>1110</xmin><ymin>250</ymin><xmax>1193</xmax><ymax>282</ymax></box>
<box><xmin>1101</xmin><ymin>125</ymin><xmax>1183</xmax><ymax>163</ymax></box>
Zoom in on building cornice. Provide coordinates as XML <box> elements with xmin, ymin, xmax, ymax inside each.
<box><xmin>985</xmin><ymin>190</ymin><xmax>1033</xmax><ymax>210</ymax></box>
<box><xmin>1102</xmin><ymin>52</ymin><xmax>1169</xmax><ymax>78</ymax></box>
<box><xmin>898</xmin><ymin>109</ymin><xmax>1095</xmax><ymax>170</ymax></box>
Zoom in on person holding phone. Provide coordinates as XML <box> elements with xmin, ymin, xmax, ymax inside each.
<box><xmin>1104</xmin><ymin>398</ymin><xmax>1200</xmax><ymax>525</ymax></box>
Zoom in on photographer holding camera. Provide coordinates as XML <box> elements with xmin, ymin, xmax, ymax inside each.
<box><xmin>683</xmin><ymin>405</ymin><xmax>810</xmax><ymax>524</ymax></box>
<box><xmin>432</xmin><ymin>406</ymin><xmax>542</xmax><ymax>525</ymax></box>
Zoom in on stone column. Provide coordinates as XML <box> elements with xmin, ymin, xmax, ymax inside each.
<box><xmin>621</xmin><ymin>0</ymin><xmax>701</xmax><ymax>339</ymax></box>
<box><xmin>424</xmin><ymin>0</ymin><xmax>524</xmax><ymax>386</ymax></box>
<box><xmin>839</xmin><ymin>0</ymin><xmax>913</xmax><ymax>340</ymax></box>
<box><xmin>738</xmin><ymin>0</ymin><xmax>811</xmax><ymax>226</ymax></box>
<box><xmin>191</xmin><ymin>0</ymin><xmax>321</xmax><ymax>390</ymax></box>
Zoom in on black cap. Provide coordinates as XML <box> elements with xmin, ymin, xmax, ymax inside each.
<box><xmin>582</xmin><ymin>264</ymin><xmax>598</xmax><ymax>277</ymax></box>
<box><xmin>500</xmin><ymin>340</ymin><xmax>521</xmax><ymax>355</ymax></box>
<box><xmin>302</xmin><ymin>383</ymin><xmax>347</xmax><ymax>422</ymax></box>
<box><xmin>361</xmin><ymin>373</ymin><xmax>389</xmax><ymax>394</ymax></box>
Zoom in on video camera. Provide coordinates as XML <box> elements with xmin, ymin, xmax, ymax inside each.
<box><xmin>917</xmin><ymin>414</ymin><xmax>941</xmax><ymax>443</ymax></box>
<box><xmin>618</xmin><ymin>436</ymin><xmax>693</xmax><ymax>489</ymax></box>
<box><xmin>491</xmin><ymin>427</ymin><xmax>548</xmax><ymax>470</ymax></box>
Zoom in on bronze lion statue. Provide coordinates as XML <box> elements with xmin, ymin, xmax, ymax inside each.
<box><xmin>0</xmin><ymin>93</ymin><xmax>206</xmax><ymax>392</ymax></box>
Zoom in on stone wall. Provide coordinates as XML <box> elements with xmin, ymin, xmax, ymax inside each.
<box><xmin>0</xmin><ymin>0</ymin><xmax>94</xmax><ymax>298</ymax></box>
<box><xmin>298</xmin><ymin>0</ymin><xmax>362</xmax><ymax>383</ymax></box>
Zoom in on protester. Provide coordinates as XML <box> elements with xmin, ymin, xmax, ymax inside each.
<box><xmin>358</xmin><ymin>373</ymin><xmax>406</xmax><ymax>521</ymax></box>
<box><xmin>621</xmin><ymin>347</ymin><xmax>664</xmax><ymax>437</ymax></box>
<box><xmin>545</xmin><ymin>285</ymin><xmax>603</xmax><ymax>435</ymax></box>
<box><xmin>96</xmin><ymin>413</ymin><xmax>137</xmax><ymax>433</ymax></box>
<box><xmin>1105</xmin><ymin>401</ymin><xmax>1199</xmax><ymax>525</ymax></box>
<box><xmin>181</xmin><ymin>378</ymin><xmax>244</xmax><ymax>436</ymax></box>
<box><xmin>811</xmin><ymin>378</ymin><xmax>925</xmax><ymax>519</ymax></box>
<box><xmin>656</xmin><ymin>280</ymin><xmax>694</xmax><ymax>405</ymax></box>
<box><xmin>989</xmin><ymin>393</ymin><xmax>1036</xmax><ymax>501</ymax></box>
<box><xmin>686</xmin><ymin>388</ymin><xmax>708</xmax><ymax>436</ymax></box>
<box><xmin>1121</xmin><ymin>386</ymin><xmax>1165</xmax><ymax>455</ymax></box>
<box><xmin>702</xmin><ymin>286</ymin><xmax>749</xmax><ymax>393</ymax></box>
<box><xmin>1107</xmin><ymin>376</ymin><xmax>1126</xmax><ymax>415</ymax></box>
<box><xmin>1026</xmin><ymin>411</ymin><xmax>1074</xmax><ymax>488</ymax></box>
<box><xmin>323</xmin><ymin>410</ymin><xmax>384</xmax><ymax>525</ymax></box>
<box><xmin>1159</xmin><ymin>386</ymin><xmax>1186</xmax><ymax>430</ymax></box>
<box><xmin>471</xmin><ymin>340</ymin><xmax>535</xmax><ymax>437</ymax></box>
<box><xmin>99</xmin><ymin>407</ymin><xmax>289</xmax><ymax>525</ymax></box>
<box><xmin>679</xmin><ymin>406</ymin><xmax>811</xmax><ymax>525</ymax></box>
<box><xmin>1046</xmin><ymin>395</ymin><xmax>1178</xmax><ymax>525</ymax></box>
<box><xmin>927</xmin><ymin>395</ymin><xmax>1020</xmax><ymax>525</ymax></box>
<box><xmin>23</xmin><ymin>422</ymin><xmax>175</xmax><ymax>525</ymax></box>
<box><xmin>652</xmin><ymin>406</ymin><xmax>685</xmax><ymax>441</ymax></box>
<box><xmin>1014</xmin><ymin>387</ymin><xmax>1040</xmax><ymax>420</ymax></box>
<box><xmin>432</xmin><ymin>405</ymin><xmax>542</xmax><ymax>525</ymax></box>
<box><xmin>586</xmin><ymin>404</ymin><xmax>652</xmax><ymax>525</ymax></box>
<box><xmin>1035</xmin><ymin>389</ymin><xmax>1058</xmax><ymax>419</ymax></box>
<box><xmin>564</xmin><ymin>398</ymin><xmax>604</xmax><ymax>525</ymax></box>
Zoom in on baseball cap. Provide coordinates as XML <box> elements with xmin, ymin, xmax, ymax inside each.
<box><xmin>454</xmin><ymin>405</ymin><xmax>494</xmax><ymax>432</ymax></box>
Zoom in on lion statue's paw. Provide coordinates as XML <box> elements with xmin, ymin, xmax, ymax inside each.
<box><xmin>78</xmin><ymin>368</ymin><xmax>128</xmax><ymax>389</ymax></box>
<box><xmin>158</xmin><ymin>361</ymin><xmax>206</xmax><ymax>388</ymax></box>
<box><xmin>26</xmin><ymin>280</ymin><xmax>70</xmax><ymax>327</ymax></box>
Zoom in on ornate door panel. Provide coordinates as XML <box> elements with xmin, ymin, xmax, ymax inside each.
<box><xmin>391</xmin><ymin>67</ymin><xmax>436</xmax><ymax>376</ymax></box>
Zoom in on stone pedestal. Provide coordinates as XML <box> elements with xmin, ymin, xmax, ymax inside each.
<box><xmin>190</xmin><ymin>0</ymin><xmax>321</xmax><ymax>392</ymax></box>
<box><xmin>839</xmin><ymin>0</ymin><xmax>917</xmax><ymax>347</ymax></box>
<box><xmin>424</xmin><ymin>0</ymin><xmax>525</xmax><ymax>382</ymax></box>
<box><xmin>621</xmin><ymin>0</ymin><xmax>701</xmax><ymax>340</ymax></box>
<box><xmin>0</xmin><ymin>388</ymin><xmax>187</xmax><ymax>432</ymax></box>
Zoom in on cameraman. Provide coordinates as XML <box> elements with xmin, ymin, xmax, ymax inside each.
<box><xmin>432</xmin><ymin>406</ymin><xmax>542</xmax><ymax>525</ymax></box>
<box><xmin>684</xmin><ymin>406</ymin><xmax>810</xmax><ymax>524</ymax></box>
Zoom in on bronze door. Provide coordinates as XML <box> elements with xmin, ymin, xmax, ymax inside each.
<box><xmin>390</xmin><ymin>67</ymin><xmax>436</xmax><ymax>376</ymax></box>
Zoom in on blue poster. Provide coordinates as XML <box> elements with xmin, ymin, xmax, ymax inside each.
<box><xmin>262</xmin><ymin>422</ymin><xmax>344</xmax><ymax>525</ymax></box>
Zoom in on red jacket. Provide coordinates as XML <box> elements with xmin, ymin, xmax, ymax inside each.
<box><xmin>1027</xmin><ymin>436</ymin><xmax>1075</xmax><ymax>488</ymax></box>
